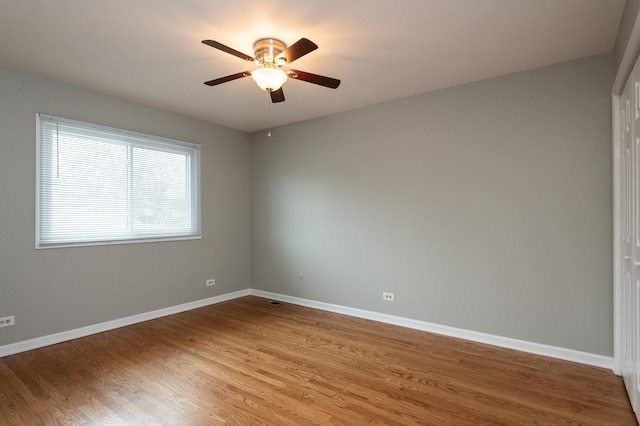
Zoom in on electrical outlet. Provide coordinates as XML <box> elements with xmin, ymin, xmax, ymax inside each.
<box><xmin>0</xmin><ymin>316</ymin><xmax>15</xmax><ymax>328</ymax></box>
<box><xmin>206</xmin><ymin>278</ymin><xmax>215</xmax><ymax>287</ymax></box>
<box><xmin>383</xmin><ymin>292</ymin><xmax>395</xmax><ymax>302</ymax></box>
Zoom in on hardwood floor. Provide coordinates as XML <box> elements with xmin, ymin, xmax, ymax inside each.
<box><xmin>0</xmin><ymin>296</ymin><xmax>635</xmax><ymax>425</ymax></box>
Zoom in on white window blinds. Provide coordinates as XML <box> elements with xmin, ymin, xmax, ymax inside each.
<box><xmin>36</xmin><ymin>114</ymin><xmax>201</xmax><ymax>248</ymax></box>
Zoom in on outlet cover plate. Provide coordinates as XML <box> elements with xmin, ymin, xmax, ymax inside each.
<box><xmin>0</xmin><ymin>316</ymin><xmax>15</xmax><ymax>328</ymax></box>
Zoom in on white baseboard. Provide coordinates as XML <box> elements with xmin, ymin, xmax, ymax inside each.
<box><xmin>0</xmin><ymin>289</ymin><xmax>250</xmax><ymax>358</ymax></box>
<box><xmin>250</xmin><ymin>289</ymin><xmax>614</xmax><ymax>370</ymax></box>
<box><xmin>1</xmin><ymin>288</ymin><xmax>614</xmax><ymax>371</ymax></box>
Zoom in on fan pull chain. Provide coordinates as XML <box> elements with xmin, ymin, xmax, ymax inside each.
<box><xmin>267</xmin><ymin>93</ymin><xmax>272</xmax><ymax>144</ymax></box>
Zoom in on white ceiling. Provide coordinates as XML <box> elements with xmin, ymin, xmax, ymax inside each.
<box><xmin>0</xmin><ymin>0</ymin><xmax>626</xmax><ymax>132</ymax></box>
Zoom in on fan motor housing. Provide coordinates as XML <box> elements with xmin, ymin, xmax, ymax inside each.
<box><xmin>254</xmin><ymin>38</ymin><xmax>286</xmax><ymax>66</ymax></box>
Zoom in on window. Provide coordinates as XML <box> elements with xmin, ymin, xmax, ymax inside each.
<box><xmin>36</xmin><ymin>114</ymin><xmax>201</xmax><ymax>248</ymax></box>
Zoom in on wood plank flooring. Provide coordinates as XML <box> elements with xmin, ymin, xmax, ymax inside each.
<box><xmin>0</xmin><ymin>296</ymin><xmax>635</xmax><ymax>425</ymax></box>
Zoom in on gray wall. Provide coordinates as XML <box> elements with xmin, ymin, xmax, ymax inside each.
<box><xmin>614</xmin><ymin>0</ymin><xmax>640</xmax><ymax>75</ymax></box>
<box><xmin>0</xmin><ymin>67</ymin><xmax>251</xmax><ymax>346</ymax></box>
<box><xmin>251</xmin><ymin>54</ymin><xmax>614</xmax><ymax>356</ymax></box>
<box><xmin>0</xmin><ymin>53</ymin><xmax>614</xmax><ymax>357</ymax></box>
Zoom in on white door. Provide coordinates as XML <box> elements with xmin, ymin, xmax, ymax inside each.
<box><xmin>632</xmin><ymin>60</ymin><xmax>640</xmax><ymax>413</ymax></box>
<box><xmin>621</xmin><ymin>72</ymin><xmax>634</xmax><ymax>405</ymax></box>
<box><xmin>621</xmin><ymin>57</ymin><xmax>640</xmax><ymax>416</ymax></box>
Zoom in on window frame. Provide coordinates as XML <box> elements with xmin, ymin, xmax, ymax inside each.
<box><xmin>35</xmin><ymin>114</ymin><xmax>201</xmax><ymax>249</ymax></box>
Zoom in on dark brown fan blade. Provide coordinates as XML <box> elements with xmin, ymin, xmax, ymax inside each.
<box><xmin>270</xmin><ymin>88</ymin><xmax>285</xmax><ymax>103</ymax></box>
<box><xmin>288</xmin><ymin>69</ymin><xmax>341</xmax><ymax>89</ymax></box>
<box><xmin>202</xmin><ymin>40</ymin><xmax>255</xmax><ymax>62</ymax></box>
<box><xmin>277</xmin><ymin>38</ymin><xmax>318</xmax><ymax>64</ymax></box>
<box><xmin>204</xmin><ymin>71</ymin><xmax>250</xmax><ymax>86</ymax></box>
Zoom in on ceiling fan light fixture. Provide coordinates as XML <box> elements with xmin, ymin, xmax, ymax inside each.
<box><xmin>251</xmin><ymin>67</ymin><xmax>288</xmax><ymax>92</ymax></box>
<box><xmin>203</xmin><ymin>37</ymin><xmax>340</xmax><ymax>103</ymax></box>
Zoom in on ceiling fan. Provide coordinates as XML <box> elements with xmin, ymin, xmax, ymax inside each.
<box><xmin>201</xmin><ymin>37</ymin><xmax>340</xmax><ymax>103</ymax></box>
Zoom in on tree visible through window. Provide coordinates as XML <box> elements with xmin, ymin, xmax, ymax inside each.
<box><xmin>36</xmin><ymin>114</ymin><xmax>201</xmax><ymax>248</ymax></box>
